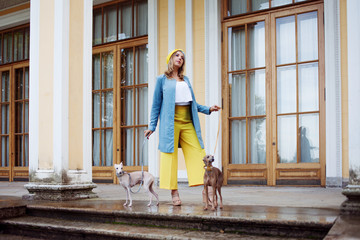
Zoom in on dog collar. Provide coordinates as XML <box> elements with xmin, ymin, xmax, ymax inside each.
<box><xmin>204</xmin><ymin>166</ymin><xmax>213</xmax><ymax>171</ymax></box>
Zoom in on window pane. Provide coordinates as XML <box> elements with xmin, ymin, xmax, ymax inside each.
<box><xmin>1</xmin><ymin>105</ymin><xmax>9</xmax><ymax>134</ymax></box>
<box><xmin>24</xmin><ymin>102</ymin><xmax>29</xmax><ymax>133</ymax></box>
<box><xmin>25</xmin><ymin>68</ymin><xmax>29</xmax><ymax>99</ymax></box>
<box><xmin>15</xmin><ymin>103</ymin><xmax>23</xmax><ymax>133</ymax></box>
<box><xmin>249</xmin><ymin>21</ymin><xmax>265</xmax><ymax>68</ymax></box>
<box><xmin>121</xmin><ymin>48</ymin><xmax>134</xmax><ymax>86</ymax></box>
<box><xmin>15</xmin><ymin>69</ymin><xmax>24</xmax><ymax>100</ymax></box>
<box><xmin>122</xmin><ymin>89</ymin><xmax>134</xmax><ymax>126</ymax></box>
<box><xmin>14</xmin><ymin>30</ymin><xmax>24</xmax><ymax>61</ymax></box>
<box><xmin>93</xmin><ymin>54</ymin><xmax>101</xmax><ymax>90</ymax></box>
<box><xmin>137</xmin><ymin>87</ymin><xmax>148</xmax><ymax>125</ymax></box>
<box><xmin>249</xmin><ymin>70</ymin><xmax>266</xmax><ymax>116</ymax></box>
<box><xmin>103</xmin><ymin>91</ymin><xmax>113</xmax><ymax>127</ymax></box>
<box><xmin>135</xmin><ymin>0</ymin><xmax>148</xmax><ymax>37</ymax></box>
<box><xmin>277</xmin><ymin>65</ymin><xmax>296</xmax><ymax>114</ymax></box>
<box><xmin>93</xmin><ymin>10</ymin><xmax>102</xmax><ymax>45</ymax></box>
<box><xmin>102</xmin><ymin>52</ymin><xmax>113</xmax><ymax>89</ymax></box>
<box><xmin>1</xmin><ymin>137</ymin><xmax>9</xmax><ymax>167</ymax></box>
<box><xmin>15</xmin><ymin>136</ymin><xmax>23</xmax><ymax>166</ymax></box>
<box><xmin>4</xmin><ymin>32</ymin><xmax>12</xmax><ymax>63</ymax></box>
<box><xmin>137</xmin><ymin>127</ymin><xmax>148</xmax><ymax>166</ymax></box>
<box><xmin>24</xmin><ymin>135</ymin><xmax>29</xmax><ymax>166</ymax></box>
<box><xmin>119</xmin><ymin>3</ymin><xmax>132</xmax><ymax>40</ymax></box>
<box><xmin>1</xmin><ymin>71</ymin><xmax>10</xmax><ymax>102</ymax></box>
<box><xmin>251</xmin><ymin>0</ymin><xmax>269</xmax><ymax>11</ymax></box>
<box><xmin>104</xmin><ymin>129</ymin><xmax>113</xmax><ymax>166</ymax></box>
<box><xmin>228</xmin><ymin>0</ymin><xmax>246</xmax><ymax>15</ymax></box>
<box><xmin>0</xmin><ymin>34</ymin><xmax>2</xmax><ymax>64</ymax></box>
<box><xmin>93</xmin><ymin>93</ymin><xmax>100</xmax><ymax>128</ymax></box>
<box><xmin>230</xmin><ymin>73</ymin><xmax>246</xmax><ymax>117</ymax></box>
<box><xmin>299</xmin><ymin>113</ymin><xmax>319</xmax><ymax>163</ymax></box>
<box><xmin>276</xmin><ymin>16</ymin><xmax>295</xmax><ymax>64</ymax></box>
<box><xmin>298</xmin><ymin>11</ymin><xmax>318</xmax><ymax>62</ymax></box>
<box><xmin>25</xmin><ymin>28</ymin><xmax>29</xmax><ymax>59</ymax></box>
<box><xmin>299</xmin><ymin>63</ymin><xmax>318</xmax><ymax>112</ymax></box>
<box><xmin>135</xmin><ymin>45</ymin><xmax>148</xmax><ymax>84</ymax></box>
<box><xmin>231</xmin><ymin>120</ymin><xmax>246</xmax><ymax>164</ymax></box>
<box><xmin>277</xmin><ymin>115</ymin><xmax>297</xmax><ymax>163</ymax></box>
<box><xmin>123</xmin><ymin>128</ymin><xmax>134</xmax><ymax>166</ymax></box>
<box><xmin>271</xmin><ymin>0</ymin><xmax>292</xmax><ymax>7</ymax></box>
<box><xmin>93</xmin><ymin>130</ymin><xmax>100</xmax><ymax>166</ymax></box>
<box><xmin>229</xmin><ymin>27</ymin><xmax>246</xmax><ymax>71</ymax></box>
<box><xmin>250</xmin><ymin>118</ymin><xmax>266</xmax><ymax>164</ymax></box>
<box><xmin>104</xmin><ymin>6</ymin><xmax>117</xmax><ymax>43</ymax></box>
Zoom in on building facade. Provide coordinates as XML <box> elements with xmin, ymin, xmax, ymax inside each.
<box><xmin>0</xmin><ymin>0</ymin><xmax>359</xmax><ymax>199</ymax></box>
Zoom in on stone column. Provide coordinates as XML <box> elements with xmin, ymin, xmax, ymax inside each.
<box><xmin>23</xmin><ymin>0</ymin><xmax>96</xmax><ymax>201</ymax></box>
<box><xmin>341</xmin><ymin>0</ymin><xmax>360</xmax><ymax>215</ymax></box>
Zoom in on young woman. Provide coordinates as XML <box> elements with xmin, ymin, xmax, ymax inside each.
<box><xmin>144</xmin><ymin>49</ymin><xmax>220</xmax><ymax>206</ymax></box>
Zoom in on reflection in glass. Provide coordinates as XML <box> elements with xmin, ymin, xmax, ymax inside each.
<box><xmin>137</xmin><ymin>87</ymin><xmax>148</xmax><ymax>125</ymax></box>
<box><xmin>278</xmin><ymin>115</ymin><xmax>297</xmax><ymax>163</ymax></box>
<box><xmin>123</xmin><ymin>89</ymin><xmax>134</xmax><ymax>126</ymax></box>
<box><xmin>231</xmin><ymin>120</ymin><xmax>246</xmax><ymax>164</ymax></box>
<box><xmin>14</xmin><ymin>30</ymin><xmax>24</xmax><ymax>62</ymax></box>
<box><xmin>93</xmin><ymin>130</ymin><xmax>100</xmax><ymax>166</ymax></box>
<box><xmin>251</xmin><ymin>0</ymin><xmax>269</xmax><ymax>11</ymax></box>
<box><xmin>298</xmin><ymin>11</ymin><xmax>318</xmax><ymax>62</ymax></box>
<box><xmin>277</xmin><ymin>65</ymin><xmax>296</xmax><ymax>114</ymax></box>
<box><xmin>103</xmin><ymin>92</ymin><xmax>113</xmax><ymax>128</ymax></box>
<box><xmin>119</xmin><ymin>4</ymin><xmax>132</xmax><ymax>40</ymax></box>
<box><xmin>15</xmin><ymin>69</ymin><xmax>23</xmax><ymax>100</ymax></box>
<box><xmin>250</xmin><ymin>70</ymin><xmax>266</xmax><ymax>116</ymax></box>
<box><xmin>121</xmin><ymin>48</ymin><xmax>134</xmax><ymax>86</ymax></box>
<box><xmin>1</xmin><ymin>71</ymin><xmax>10</xmax><ymax>102</ymax></box>
<box><xmin>104</xmin><ymin>6</ymin><xmax>117</xmax><ymax>43</ymax></box>
<box><xmin>102</xmin><ymin>52</ymin><xmax>114</xmax><ymax>89</ymax></box>
<box><xmin>25</xmin><ymin>29</ymin><xmax>29</xmax><ymax>59</ymax></box>
<box><xmin>299</xmin><ymin>63</ymin><xmax>318</xmax><ymax>112</ymax></box>
<box><xmin>92</xmin><ymin>54</ymin><xmax>101</xmax><ymax>90</ymax></box>
<box><xmin>136</xmin><ymin>45</ymin><xmax>148</xmax><ymax>84</ymax></box>
<box><xmin>25</xmin><ymin>68</ymin><xmax>29</xmax><ymax>99</ymax></box>
<box><xmin>15</xmin><ymin>103</ymin><xmax>23</xmax><ymax>133</ymax></box>
<box><xmin>0</xmin><ymin>35</ymin><xmax>2</xmax><ymax>64</ymax></box>
<box><xmin>104</xmin><ymin>129</ymin><xmax>113</xmax><ymax>166</ymax></box>
<box><xmin>230</xmin><ymin>74</ymin><xmax>246</xmax><ymax>117</ymax></box>
<box><xmin>25</xmin><ymin>103</ymin><xmax>29</xmax><ymax>133</ymax></box>
<box><xmin>1</xmin><ymin>105</ymin><xmax>9</xmax><ymax>134</ymax></box>
<box><xmin>1</xmin><ymin>137</ymin><xmax>9</xmax><ymax>167</ymax></box>
<box><xmin>250</xmin><ymin>118</ymin><xmax>266</xmax><ymax>164</ymax></box>
<box><xmin>124</xmin><ymin>128</ymin><xmax>134</xmax><ymax>166</ymax></box>
<box><xmin>4</xmin><ymin>33</ymin><xmax>13</xmax><ymax>63</ymax></box>
<box><xmin>135</xmin><ymin>0</ymin><xmax>148</xmax><ymax>37</ymax></box>
<box><xmin>276</xmin><ymin>16</ymin><xmax>295</xmax><ymax>64</ymax></box>
<box><xmin>229</xmin><ymin>27</ymin><xmax>246</xmax><ymax>71</ymax></box>
<box><xmin>93</xmin><ymin>10</ymin><xmax>102</xmax><ymax>45</ymax></box>
<box><xmin>93</xmin><ymin>93</ymin><xmax>100</xmax><ymax>128</ymax></box>
<box><xmin>299</xmin><ymin>114</ymin><xmax>319</xmax><ymax>163</ymax></box>
<box><xmin>271</xmin><ymin>0</ymin><xmax>292</xmax><ymax>7</ymax></box>
<box><xmin>249</xmin><ymin>21</ymin><xmax>265</xmax><ymax>69</ymax></box>
<box><xmin>24</xmin><ymin>135</ymin><xmax>29</xmax><ymax>166</ymax></box>
<box><xmin>228</xmin><ymin>0</ymin><xmax>246</xmax><ymax>15</ymax></box>
<box><xmin>15</xmin><ymin>136</ymin><xmax>23</xmax><ymax>166</ymax></box>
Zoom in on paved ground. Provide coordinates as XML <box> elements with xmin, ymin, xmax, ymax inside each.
<box><xmin>0</xmin><ymin>182</ymin><xmax>346</xmax><ymax>209</ymax></box>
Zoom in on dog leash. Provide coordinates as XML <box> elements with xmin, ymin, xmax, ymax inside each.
<box><xmin>212</xmin><ymin>109</ymin><xmax>222</xmax><ymax>155</ymax></box>
<box><xmin>129</xmin><ymin>138</ymin><xmax>147</xmax><ymax>194</ymax></box>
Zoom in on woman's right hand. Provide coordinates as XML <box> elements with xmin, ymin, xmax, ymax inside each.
<box><xmin>144</xmin><ymin>130</ymin><xmax>153</xmax><ymax>139</ymax></box>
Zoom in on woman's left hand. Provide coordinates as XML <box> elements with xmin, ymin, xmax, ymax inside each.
<box><xmin>210</xmin><ymin>105</ymin><xmax>221</xmax><ymax>113</ymax></box>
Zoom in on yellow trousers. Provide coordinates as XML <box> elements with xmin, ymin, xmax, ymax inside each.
<box><xmin>159</xmin><ymin>105</ymin><xmax>206</xmax><ymax>190</ymax></box>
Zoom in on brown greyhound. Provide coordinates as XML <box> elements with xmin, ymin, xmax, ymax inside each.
<box><xmin>203</xmin><ymin>154</ymin><xmax>223</xmax><ymax>211</ymax></box>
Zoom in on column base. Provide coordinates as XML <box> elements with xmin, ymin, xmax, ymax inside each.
<box><xmin>341</xmin><ymin>185</ymin><xmax>360</xmax><ymax>215</ymax></box>
<box><xmin>23</xmin><ymin>183</ymin><xmax>98</xmax><ymax>201</ymax></box>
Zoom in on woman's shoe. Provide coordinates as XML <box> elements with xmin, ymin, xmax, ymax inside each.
<box><xmin>171</xmin><ymin>190</ymin><xmax>182</xmax><ymax>206</ymax></box>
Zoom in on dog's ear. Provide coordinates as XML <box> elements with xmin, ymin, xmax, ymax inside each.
<box><xmin>211</xmin><ymin>156</ymin><xmax>215</xmax><ymax>162</ymax></box>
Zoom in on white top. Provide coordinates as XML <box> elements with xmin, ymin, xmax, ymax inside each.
<box><xmin>175</xmin><ymin>80</ymin><xmax>193</xmax><ymax>105</ymax></box>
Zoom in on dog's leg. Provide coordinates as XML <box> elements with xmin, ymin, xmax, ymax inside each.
<box><xmin>126</xmin><ymin>187</ymin><xmax>133</xmax><ymax>207</ymax></box>
<box><xmin>204</xmin><ymin>185</ymin><xmax>209</xmax><ymax>210</ymax></box>
<box><xmin>123</xmin><ymin>187</ymin><xmax>129</xmax><ymax>206</ymax></box>
<box><xmin>218</xmin><ymin>187</ymin><xmax>223</xmax><ymax>209</ymax></box>
<box><xmin>149</xmin><ymin>181</ymin><xmax>159</xmax><ymax>206</ymax></box>
<box><xmin>214</xmin><ymin>186</ymin><xmax>218</xmax><ymax>208</ymax></box>
<box><xmin>211</xmin><ymin>185</ymin><xmax>216</xmax><ymax>211</ymax></box>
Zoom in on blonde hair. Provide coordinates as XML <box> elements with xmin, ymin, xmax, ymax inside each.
<box><xmin>164</xmin><ymin>51</ymin><xmax>185</xmax><ymax>80</ymax></box>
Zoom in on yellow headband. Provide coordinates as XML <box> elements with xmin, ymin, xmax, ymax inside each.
<box><xmin>166</xmin><ymin>49</ymin><xmax>185</xmax><ymax>64</ymax></box>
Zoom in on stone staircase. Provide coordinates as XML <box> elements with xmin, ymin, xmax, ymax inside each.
<box><xmin>0</xmin><ymin>199</ymin><xmax>338</xmax><ymax>240</ymax></box>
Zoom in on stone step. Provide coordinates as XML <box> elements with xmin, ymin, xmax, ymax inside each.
<box><xmin>21</xmin><ymin>200</ymin><xmax>337</xmax><ymax>239</ymax></box>
<box><xmin>0</xmin><ymin>215</ymin><xmax>298</xmax><ymax>240</ymax></box>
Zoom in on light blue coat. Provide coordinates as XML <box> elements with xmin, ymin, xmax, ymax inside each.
<box><xmin>149</xmin><ymin>74</ymin><xmax>210</xmax><ymax>153</ymax></box>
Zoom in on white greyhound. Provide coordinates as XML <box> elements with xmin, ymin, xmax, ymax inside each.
<box><xmin>114</xmin><ymin>162</ymin><xmax>159</xmax><ymax>207</ymax></box>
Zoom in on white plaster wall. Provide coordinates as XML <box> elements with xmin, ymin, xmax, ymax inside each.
<box><xmin>347</xmin><ymin>0</ymin><xmax>360</xmax><ymax>184</ymax></box>
<box><xmin>324</xmin><ymin>0</ymin><xmax>343</xmax><ymax>187</ymax></box>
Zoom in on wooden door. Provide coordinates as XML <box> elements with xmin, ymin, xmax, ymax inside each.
<box><xmin>222</xmin><ymin>3</ymin><xmax>325</xmax><ymax>186</ymax></box>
